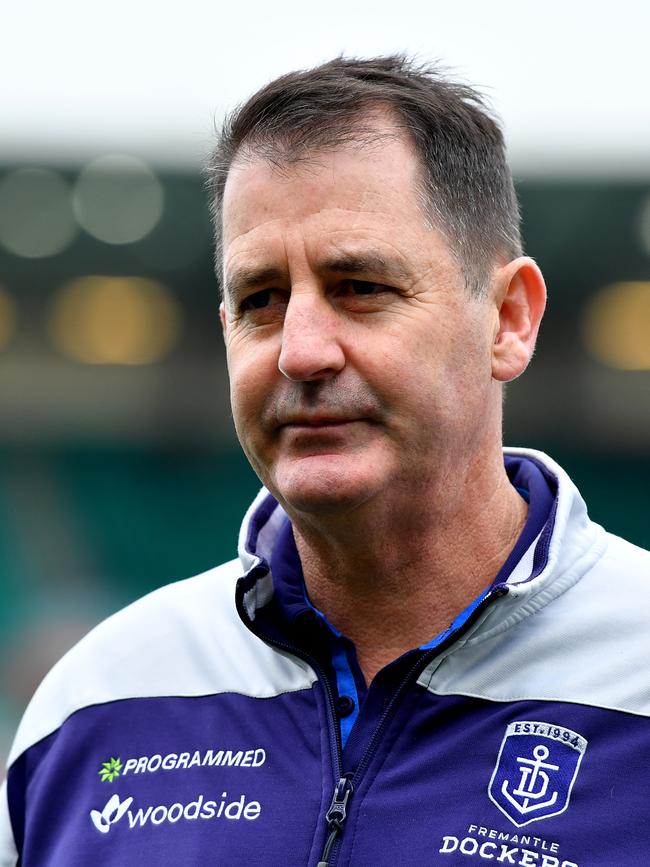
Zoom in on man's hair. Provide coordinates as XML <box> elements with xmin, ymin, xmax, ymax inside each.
<box><xmin>205</xmin><ymin>54</ymin><xmax>522</xmax><ymax>297</ymax></box>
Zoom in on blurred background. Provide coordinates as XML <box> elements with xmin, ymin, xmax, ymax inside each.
<box><xmin>1</xmin><ymin>0</ymin><xmax>649</xmax><ymax>769</ymax></box>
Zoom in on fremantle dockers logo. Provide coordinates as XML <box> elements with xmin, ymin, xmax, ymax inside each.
<box><xmin>488</xmin><ymin>721</ymin><xmax>588</xmax><ymax>828</ymax></box>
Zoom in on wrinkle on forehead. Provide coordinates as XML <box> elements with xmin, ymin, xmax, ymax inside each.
<box><xmin>224</xmin><ymin>184</ymin><xmax>439</xmax><ymax>266</ymax></box>
<box><xmin>225</xmin><ymin>205</ymin><xmax>422</xmax><ymax>254</ymax></box>
<box><xmin>225</xmin><ymin>210</ymin><xmax>417</xmax><ymax>275</ymax></box>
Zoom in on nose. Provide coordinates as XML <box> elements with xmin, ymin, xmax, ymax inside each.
<box><xmin>278</xmin><ymin>290</ymin><xmax>346</xmax><ymax>381</ymax></box>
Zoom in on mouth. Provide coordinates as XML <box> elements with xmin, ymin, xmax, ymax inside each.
<box><xmin>279</xmin><ymin>416</ymin><xmax>364</xmax><ymax>430</ymax></box>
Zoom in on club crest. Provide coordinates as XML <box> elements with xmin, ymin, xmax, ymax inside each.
<box><xmin>488</xmin><ymin>720</ymin><xmax>587</xmax><ymax>828</ymax></box>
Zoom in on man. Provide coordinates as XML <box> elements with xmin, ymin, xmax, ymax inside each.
<box><xmin>2</xmin><ymin>55</ymin><xmax>649</xmax><ymax>866</ymax></box>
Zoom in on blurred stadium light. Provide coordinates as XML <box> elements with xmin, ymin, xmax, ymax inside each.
<box><xmin>73</xmin><ymin>155</ymin><xmax>165</xmax><ymax>245</ymax></box>
<box><xmin>0</xmin><ymin>168</ymin><xmax>78</xmax><ymax>258</ymax></box>
<box><xmin>48</xmin><ymin>275</ymin><xmax>183</xmax><ymax>365</ymax></box>
<box><xmin>581</xmin><ymin>282</ymin><xmax>650</xmax><ymax>371</ymax></box>
<box><xmin>0</xmin><ymin>286</ymin><xmax>17</xmax><ymax>350</ymax></box>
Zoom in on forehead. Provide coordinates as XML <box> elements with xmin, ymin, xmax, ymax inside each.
<box><xmin>220</xmin><ymin>132</ymin><xmax>432</xmax><ymax>273</ymax></box>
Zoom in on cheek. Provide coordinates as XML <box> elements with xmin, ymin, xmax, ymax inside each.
<box><xmin>226</xmin><ymin>332</ymin><xmax>277</xmax><ymax>396</ymax></box>
<box><xmin>229</xmin><ymin>369</ymin><xmax>264</xmax><ymax>429</ymax></box>
<box><xmin>226</xmin><ymin>344</ymin><xmax>283</xmax><ymax>457</ymax></box>
<box><xmin>226</xmin><ymin>352</ymin><xmax>259</xmax><ymax>425</ymax></box>
<box><xmin>392</xmin><ymin>321</ymin><xmax>490</xmax><ymax>418</ymax></box>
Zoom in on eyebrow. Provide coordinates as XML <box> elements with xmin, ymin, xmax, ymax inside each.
<box><xmin>224</xmin><ymin>266</ymin><xmax>287</xmax><ymax>301</ymax></box>
<box><xmin>224</xmin><ymin>250</ymin><xmax>410</xmax><ymax>300</ymax></box>
<box><xmin>317</xmin><ymin>251</ymin><xmax>410</xmax><ymax>284</ymax></box>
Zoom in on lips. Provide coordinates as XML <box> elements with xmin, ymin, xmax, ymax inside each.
<box><xmin>280</xmin><ymin>417</ymin><xmax>360</xmax><ymax>428</ymax></box>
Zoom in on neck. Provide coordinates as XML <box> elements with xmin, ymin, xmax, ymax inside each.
<box><xmin>290</xmin><ymin>447</ymin><xmax>527</xmax><ymax>685</ymax></box>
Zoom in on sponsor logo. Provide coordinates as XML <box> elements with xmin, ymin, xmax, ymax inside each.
<box><xmin>90</xmin><ymin>792</ymin><xmax>261</xmax><ymax>835</ymax></box>
<box><xmin>98</xmin><ymin>757</ymin><xmax>123</xmax><ymax>783</ymax></box>
<box><xmin>489</xmin><ymin>721</ymin><xmax>587</xmax><ymax>828</ymax></box>
<box><xmin>90</xmin><ymin>794</ymin><xmax>133</xmax><ymax>834</ymax></box>
<box><xmin>96</xmin><ymin>747</ymin><xmax>266</xmax><ymax>781</ymax></box>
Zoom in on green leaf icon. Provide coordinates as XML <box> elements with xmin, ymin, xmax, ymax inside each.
<box><xmin>98</xmin><ymin>757</ymin><xmax>123</xmax><ymax>783</ymax></box>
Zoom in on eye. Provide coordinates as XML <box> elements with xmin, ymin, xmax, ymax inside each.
<box><xmin>339</xmin><ymin>279</ymin><xmax>391</xmax><ymax>296</ymax></box>
<box><xmin>239</xmin><ymin>288</ymin><xmax>288</xmax><ymax>313</ymax></box>
<box><xmin>241</xmin><ymin>289</ymin><xmax>273</xmax><ymax>310</ymax></box>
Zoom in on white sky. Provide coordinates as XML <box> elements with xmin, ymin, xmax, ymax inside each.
<box><xmin>3</xmin><ymin>0</ymin><xmax>650</xmax><ymax>175</ymax></box>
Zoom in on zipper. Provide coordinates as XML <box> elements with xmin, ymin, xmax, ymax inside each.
<box><xmin>317</xmin><ymin>776</ymin><xmax>354</xmax><ymax>867</ymax></box>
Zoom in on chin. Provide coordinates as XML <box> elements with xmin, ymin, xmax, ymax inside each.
<box><xmin>270</xmin><ymin>456</ymin><xmax>383</xmax><ymax>517</ymax></box>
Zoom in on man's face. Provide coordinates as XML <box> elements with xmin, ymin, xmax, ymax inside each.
<box><xmin>220</xmin><ymin>121</ymin><xmax>501</xmax><ymax>519</ymax></box>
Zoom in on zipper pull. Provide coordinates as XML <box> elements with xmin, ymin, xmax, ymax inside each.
<box><xmin>325</xmin><ymin>776</ymin><xmax>353</xmax><ymax>828</ymax></box>
<box><xmin>317</xmin><ymin>776</ymin><xmax>354</xmax><ymax>867</ymax></box>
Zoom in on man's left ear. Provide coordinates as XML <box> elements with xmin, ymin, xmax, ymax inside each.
<box><xmin>491</xmin><ymin>256</ymin><xmax>547</xmax><ymax>382</ymax></box>
<box><xmin>219</xmin><ymin>301</ymin><xmax>228</xmax><ymax>341</ymax></box>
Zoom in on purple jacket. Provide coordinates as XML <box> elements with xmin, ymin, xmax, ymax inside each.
<box><xmin>2</xmin><ymin>449</ymin><xmax>650</xmax><ymax>866</ymax></box>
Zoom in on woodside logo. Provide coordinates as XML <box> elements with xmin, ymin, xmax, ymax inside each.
<box><xmin>90</xmin><ymin>795</ymin><xmax>133</xmax><ymax>834</ymax></box>
<box><xmin>90</xmin><ymin>792</ymin><xmax>262</xmax><ymax>834</ymax></box>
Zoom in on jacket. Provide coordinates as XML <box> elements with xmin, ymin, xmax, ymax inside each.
<box><xmin>2</xmin><ymin>448</ymin><xmax>650</xmax><ymax>867</ymax></box>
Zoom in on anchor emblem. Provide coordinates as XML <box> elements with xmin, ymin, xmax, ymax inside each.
<box><xmin>488</xmin><ymin>721</ymin><xmax>587</xmax><ymax>828</ymax></box>
<box><xmin>501</xmin><ymin>744</ymin><xmax>559</xmax><ymax>815</ymax></box>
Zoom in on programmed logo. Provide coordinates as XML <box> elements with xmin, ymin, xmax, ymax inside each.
<box><xmin>488</xmin><ymin>721</ymin><xmax>588</xmax><ymax>828</ymax></box>
<box><xmin>98</xmin><ymin>757</ymin><xmax>123</xmax><ymax>783</ymax></box>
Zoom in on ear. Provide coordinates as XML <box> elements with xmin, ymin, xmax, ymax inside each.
<box><xmin>219</xmin><ymin>301</ymin><xmax>228</xmax><ymax>342</ymax></box>
<box><xmin>491</xmin><ymin>256</ymin><xmax>547</xmax><ymax>382</ymax></box>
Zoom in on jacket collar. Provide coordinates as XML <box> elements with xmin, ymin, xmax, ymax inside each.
<box><xmin>235</xmin><ymin>448</ymin><xmax>602</xmax><ymax>630</ymax></box>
